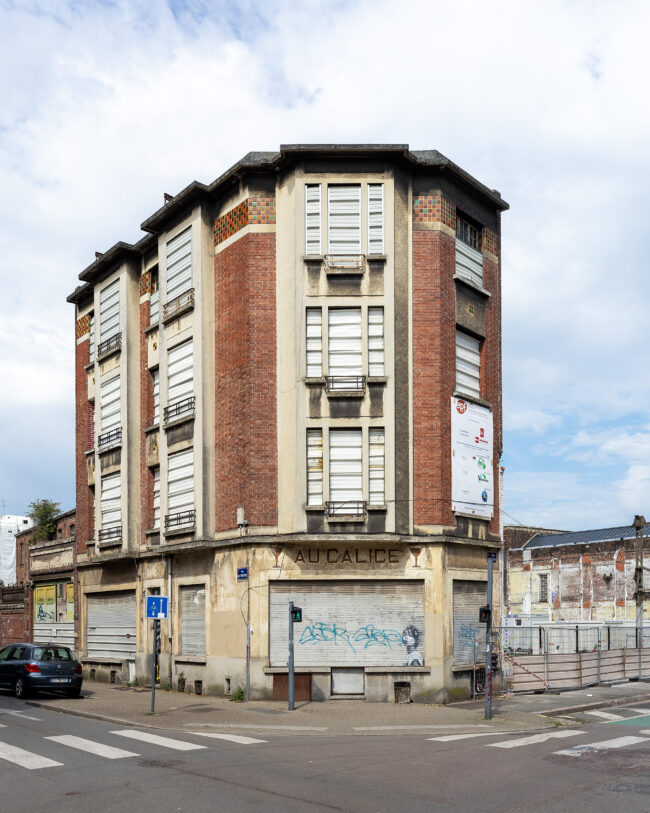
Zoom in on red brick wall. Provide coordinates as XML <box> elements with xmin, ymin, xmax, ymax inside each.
<box><xmin>139</xmin><ymin>299</ymin><xmax>153</xmax><ymax>543</ymax></box>
<box><xmin>214</xmin><ymin>232</ymin><xmax>277</xmax><ymax>531</ymax></box>
<box><xmin>483</xmin><ymin>252</ymin><xmax>502</xmax><ymax>536</ymax></box>
<box><xmin>412</xmin><ymin>229</ymin><xmax>456</xmax><ymax>527</ymax></box>
<box><xmin>74</xmin><ymin>323</ymin><xmax>92</xmax><ymax>553</ymax></box>
<box><xmin>0</xmin><ymin>591</ymin><xmax>29</xmax><ymax>645</ymax></box>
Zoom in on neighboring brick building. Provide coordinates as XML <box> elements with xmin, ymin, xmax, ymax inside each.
<box><xmin>505</xmin><ymin>523</ymin><xmax>650</xmax><ymax>623</ymax></box>
<box><xmin>67</xmin><ymin>145</ymin><xmax>507</xmax><ymax>701</ymax></box>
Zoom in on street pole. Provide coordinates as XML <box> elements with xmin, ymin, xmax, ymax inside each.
<box><xmin>633</xmin><ymin>515</ymin><xmax>646</xmax><ymax>680</ymax></box>
<box><xmin>485</xmin><ymin>552</ymin><xmax>495</xmax><ymax>720</ymax></box>
<box><xmin>288</xmin><ymin>601</ymin><xmax>295</xmax><ymax>711</ymax></box>
<box><xmin>246</xmin><ymin>623</ymin><xmax>251</xmax><ymax>701</ymax></box>
<box><xmin>151</xmin><ymin>618</ymin><xmax>158</xmax><ymax>714</ymax></box>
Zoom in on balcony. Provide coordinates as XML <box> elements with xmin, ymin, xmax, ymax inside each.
<box><xmin>98</xmin><ymin>526</ymin><xmax>122</xmax><ymax>545</ymax></box>
<box><xmin>97</xmin><ymin>332</ymin><xmax>122</xmax><ymax>359</ymax></box>
<box><xmin>164</xmin><ymin>396</ymin><xmax>195</xmax><ymax>425</ymax></box>
<box><xmin>326</xmin><ymin>501</ymin><xmax>367</xmax><ymax>519</ymax></box>
<box><xmin>165</xmin><ymin>510</ymin><xmax>196</xmax><ymax>533</ymax></box>
<box><xmin>326</xmin><ymin>376</ymin><xmax>366</xmax><ymax>396</ymax></box>
<box><xmin>97</xmin><ymin>427</ymin><xmax>122</xmax><ymax>450</ymax></box>
<box><xmin>163</xmin><ymin>288</ymin><xmax>195</xmax><ymax>324</ymax></box>
<box><xmin>325</xmin><ymin>254</ymin><xmax>365</xmax><ymax>274</ymax></box>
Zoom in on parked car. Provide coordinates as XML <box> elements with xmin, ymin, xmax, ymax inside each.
<box><xmin>0</xmin><ymin>643</ymin><xmax>83</xmax><ymax>698</ymax></box>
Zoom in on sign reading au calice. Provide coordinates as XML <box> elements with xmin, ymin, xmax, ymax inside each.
<box><xmin>451</xmin><ymin>396</ymin><xmax>494</xmax><ymax>518</ymax></box>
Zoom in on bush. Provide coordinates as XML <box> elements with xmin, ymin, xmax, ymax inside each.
<box><xmin>230</xmin><ymin>686</ymin><xmax>244</xmax><ymax>702</ymax></box>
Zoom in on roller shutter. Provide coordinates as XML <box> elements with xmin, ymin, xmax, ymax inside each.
<box><xmin>328</xmin><ymin>308</ymin><xmax>362</xmax><ymax>376</ymax></box>
<box><xmin>306</xmin><ymin>308</ymin><xmax>322</xmax><ymax>377</ymax></box>
<box><xmin>167</xmin><ymin>339</ymin><xmax>193</xmax><ymax>406</ymax></box>
<box><xmin>89</xmin><ymin>313</ymin><xmax>95</xmax><ymax>362</ymax></box>
<box><xmin>328</xmin><ymin>185</ymin><xmax>361</xmax><ymax>254</ymax></box>
<box><xmin>152</xmin><ymin>368</ymin><xmax>160</xmax><ymax>424</ymax></box>
<box><xmin>99</xmin><ymin>279</ymin><xmax>120</xmax><ymax>343</ymax></box>
<box><xmin>100</xmin><ymin>375</ymin><xmax>121</xmax><ymax>432</ymax></box>
<box><xmin>367</xmin><ymin>183</ymin><xmax>384</xmax><ymax>255</ymax></box>
<box><xmin>329</xmin><ymin>429</ymin><xmax>362</xmax><ymax>512</ymax></box>
<box><xmin>368</xmin><ymin>428</ymin><xmax>385</xmax><ymax>506</ymax></box>
<box><xmin>453</xmin><ymin>580</ymin><xmax>487</xmax><ymax>666</ymax></box>
<box><xmin>166</xmin><ymin>226</ymin><xmax>192</xmax><ymax>302</ymax></box>
<box><xmin>100</xmin><ymin>473</ymin><xmax>121</xmax><ymax>531</ymax></box>
<box><xmin>180</xmin><ymin>585</ymin><xmax>206</xmax><ymax>655</ymax></box>
<box><xmin>305</xmin><ymin>184</ymin><xmax>322</xmax><ymax>255</ymax></box>
<box><xmin>152</xmin><ymin>467</ymin><xmax>160</xmax><ymax>529</ymax></box>
<box><xmin>368</xmin><ymin>307</ymin><xmax>384</xmax><ymax>376</ymax></box>
<box><xmin>306</xmin><ymin>429</ymin><xmax>323</xmax><ymax>506</ymax></box>
<box><xmin>86</xmin><ymin>591</ymin><xmax>137</xmax><ymax>659</ymax></box>
<box><xmin>269</xmin><ymin>581</ymin><xmax>425</xmax><ymax>667</ymax></box>
<box><xmin>456</xmin><ymin>332</ymin><xmax>481</xmax><ymax>398</ymax></box>
<box><xmin>167</xmin><ymin>449</ymin><xmax>194</xmax><ymax>514</ymax></box>
<box><xmin>455</xmin><ymin>239</ymin><xmax>483</xmax><ymax>288</ymax></box>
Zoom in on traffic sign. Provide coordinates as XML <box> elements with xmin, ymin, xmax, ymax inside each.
<box><xmin>237</xmin><ymin>567</ymin><xmax>249</xmax><ymax>581</ymax></box>
<box><xmin>146</xmin><ymin>596</ymin><xmax>168</xmax><ymax>619</ymax></box>
<box><xmin>487</xmin><ymin>551</ymin><xmax>497</xmax><ymax>562</ymax></box>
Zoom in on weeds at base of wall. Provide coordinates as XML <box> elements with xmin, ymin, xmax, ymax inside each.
<box><xmin>230</xmin><ymin>686</ymin><xmax>244</xmax><ymax>702</ymax></box>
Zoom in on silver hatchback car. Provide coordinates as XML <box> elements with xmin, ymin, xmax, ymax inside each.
<box><xmin>0</xmin><ymin>643</ymin><xmax>83</xmax><ymax>698</ymax></box>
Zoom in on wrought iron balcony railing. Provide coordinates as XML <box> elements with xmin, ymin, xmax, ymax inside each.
<box><xmin>97</xmin><ymin>427</ymin><xmax>122</xmax><ymax>449</ymax></box>
<box><xmin>164</xmin><ymin>396</ymin><xmax>195</xmax><ymax>424</ymax></box>
<box><xmin>326</xmin><ymin>501</ymin><xmax>367</xmax><ymax>517</ymax></box>
<box><xmin>165</xmin><ymin>510</ymin><xmax>196</xmax><ymax>531</ymax></box>
<box><xmin>326</xmin><ymin>375</ymin><xmax>366</xmax><ymax>394</ymax></box>
<box><xmin>98</xmin><ymin>526</ymin><xmax>122</xmax><ymax>544</ymax></box>
<box><xmin>97</xmin><ymin>332</ymin><xmax>122</xmax><ymax>358</ymax></box>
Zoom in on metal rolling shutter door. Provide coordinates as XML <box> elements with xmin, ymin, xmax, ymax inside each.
<box><xmin>167</xmin><ymin>339</ymin><xmax>193</xmax><ymax>406</ymax></box>
<box><xmin>99</xmin><ymin>279</ymin><xmax>120</xmax><ymax>343</ymax></box>
<box><xmin>86</xmin><ymin>591</ymin><xmax>136</xmax><ymax>659</ymax></box>
<box><xmin>180</xmin><ymin>585</ymin><xmax>206</xmax><ymax>655</ymax></box>
<box><xmin>166</xmin><ymin>226</ymin><xmax>192</xmax><ymax>301</ymax></box>
<box><xmin>452</xmin><ymin>580</ymin><xmax>487</xmax><ymax>666</ymax></box>
<box><xmin>269</xmin><ymin>581</ymin><xmax>425</xmax><ymax>667</ymax></box>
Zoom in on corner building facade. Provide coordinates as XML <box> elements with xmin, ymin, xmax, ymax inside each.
<box><xmin>68</xmin><ymin>145</ymin><xmax>507</xmax><ymax>702</ymax></box>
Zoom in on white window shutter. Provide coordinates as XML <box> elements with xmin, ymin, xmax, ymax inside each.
<box><xmin>180</xmin><ymin>585</ymin><xmax>206</xmax><ymax>655</ymax></box>
<box><xmin>329</xmin><ymin>429</ymin><xmax>362</xmax><ymax>512</ymax></box>
<box><xmin>101</xmin><ymin>473</ymin><xmax>121</xmax><ymax>530</ymax></box>
<box><xmin>166</xmin><ymin>226</ymin><xmax>192</xmax><ymax>302</ymax></box>
<box><xmin>306</xmin><ymin>429</ymin><xmax>323</xmax><ymax>506</ymax></box>
<box><xmin>167</xmin><ymin>449</ymin><xmax>194</xmax><ymax>515</ymax></box>
<box><xmin>153</xmin><ymin>467</ymin><xmax>160</xmax><ymax>529</ymax></box>
<box><xmin>167</xmin><ymin>339</ymin><xmax>193</xmax><ymax>406</ymax></box>
<box><xmin>456</xmin><ymin>331</ymin><xmax>481</xmax><ymax>398</ymax></box>
<box><xmin>368</xmin><ymin>307</ymin><xmax>384</xmax><ymax>376</ymax></box>
<box><xmin>328</xmin><ymin>308</ymin><xmax>362</xmax><ymax>376</ymax></box>
<box><xmin>368</xmin><ymin>428</ymin><xmax>385</xmax><ymax>505</ymax></box>
<box><xmin>99</xmin><ymin>279</ymin><xmax>120</xmax><ymax>343</ymax></box>
<box><xmin>152</xmin><ymin>369</ymin><xmax>160</xmax><ymax>424</ymax></box>
<box><xmin>328</xmin><ymin>185</ymin><xmax>361</xmax><ymax>254</ymax></box>
<box><xmin>306</xmin><ymin>308</ymin><xmax>323</xmax><ymax>377</ymax></box>
<box><xmin>100</xmin><ymin>375</ymin><xmax>121</xmax><ymax>432</ymax></box>
<box><xmin>305</xmin><ymin>184</ymin><xmax>322</xmax><ymax>255</ymax></box>
<box><xmin>89</xmin><ymin>314</ymin><xmax>95</xmax><ymax>362</ymax></box>
<box><xmin>367</xmin><ymin>184</ymin><xmax>384</xmax><ymax>255</ymax></box>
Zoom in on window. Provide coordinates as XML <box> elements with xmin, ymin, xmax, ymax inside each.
<box><xmin>151</xmin><ymin>368</ymin><xmax>160</xmax><ymax>424</ymax></box>
<box><xmin>88</xmin><ymin>400</ymin><xmax>95</xmax><ymax>449</ymax></box>
<box><xmin>539</xmin><ymin>574</ymin><xmax>548</xmax><ymax>603</ymax></box>
<box><xmin>100</xmin><ymin>375</ymin><xmax>121</xmax><ymax>433</ymax></box>
<box><xmin>149</xmin><ymin>266</ymin><xmax>159</xmax><ymax>323</ymax></box>
<box><xmin>455</xmin><ymin>215</ymin><xmax>483</xmax><ymax>287</ymax></box>
<box><xmin>89</xmin><ymin>313</ymin><xmax>95</xmax><ymax>362</ymax></box>
<box><xmin>166</xmin><ymin>226</ymin><xmax>192</xmax><ymax>302</ymax></box>
<box><xmin>152</xmin><ymin>467</ymin><xmax>160</xmax><ymax>529</ymax></box>
<box><xmin>328</xmin><ymin>309</ymin><xmax>362</xmax><ymax>377</ymax></box>
<box><xmin>456</xmin><ymin>216</ymin><xmax>480</xmax><ymax>250</ymax></box>
<box><xmin>99</xmin><ymin>279</ymin><xmax>120</xmax><ymax>344</ymax></box>
<box><xmin>328</xmin><ymin>185</ymin><xmax>361</xmax><ymax>254</ymax></box>
<box><xmin>306</xmin><ymin>429</ymin><xmax>323</xmax><ymax>506</ymax></box>
<box><xmin>368</xmin><ymin>428</ymin><xmax>385</xmax><ymax>505</ymax></box>
<box><xmin>456</xmin><ymin>331</ymin><xmax>481</xmax><ymax>399</ymax></box>
<box><xmin>167</xmin><ymin>339</ymin><xmax>193</xmax><ymax>412</ymax></box>
<box><xmin>329</xmin><ymin>429</ymin><xmax>362</xmax><ymax>513</ymax></box>
<box><xmin>20</xmin><ymin>543</ymin><xmax>24</xmax><ymax>566</ymax></box>
<box><xmin>305</xmin><ymin>184</ymin><xmax>322</xmax><ymax>255</ymax></box>
<box><xmin>367</xmin><ymin>184</ymin><xmax>384</xmax><ymax>255</ymax></box>
<box><xmin>368</xmin><ymin>308</ymin><xmax>384</xmax><ymax>376</ymax></box>
<box><xmin>167</xmin><ymin>449</ymin><xmax>194</xmax><ymax>526</ymax></box>
<box><xmin>306</xmin><ymin>309</ymin><xmax>322</xmax><ymax>377</ymax></box>
<box><xmin>100</xmin><ymin>472</ymin><xmax>121</xmax><ymax>534</ymax></box>
<box><xmin>180</xmin><ymin>585</ymin><xmax>206</xmax><ymax>655</ymax></box>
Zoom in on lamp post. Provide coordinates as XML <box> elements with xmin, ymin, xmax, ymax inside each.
<box><xmin>633</xmin><ymin>514</ymin><xmax>646</xmax><ymax>680</ymax></box>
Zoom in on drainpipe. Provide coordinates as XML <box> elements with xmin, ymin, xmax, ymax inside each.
<box><xmin>167</xmin><ymin>555</ymin><xmax>173</xmax><ymax>690</ymax></box>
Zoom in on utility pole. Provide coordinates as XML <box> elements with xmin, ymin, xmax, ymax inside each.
<box><xmin>288</xmin><ymin>601</ymin><xmax>295</xmax><ymax>711</ymax></box>
<box><xmin>633</xmin><ymin>515</ymin><xmax>646</xmax><ymax>680</ymax></box>
<box><xmin>485</xmin><ymin>551</ymin><xmax>496</xmax><ymax>720</ymax></box>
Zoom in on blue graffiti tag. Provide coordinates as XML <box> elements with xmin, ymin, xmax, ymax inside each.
<box><xmin>458</xmin><ymin>624</ymin><xmax>480</xmax><ymax>649</ymax></box>
<box><xmin>353</xmin><ymin>625</ymin><xmax>402</xmax><ymax>650</ymax></box>
<box><xmin>299</xmin><ymin>622</ymin><xmax>356</xmax><ymax>652</ymax></box>
<box><xmin>299</xmin><ymin>622</ymin><xmax>404</xmax><ymax>654</ymax></box>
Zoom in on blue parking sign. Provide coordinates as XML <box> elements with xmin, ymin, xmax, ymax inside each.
<box><xmin>146</xmin><ymin>596</ymin><xmax>168</xmax><ymax>619</ymax></box>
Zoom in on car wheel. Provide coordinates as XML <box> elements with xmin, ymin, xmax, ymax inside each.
<box><xmin>66</xmin><ymin>687</ymin><xmax>81</xmax><ymax>699</ymax></box>
<box><xmin>14</xmin><ymin>676</ymin><xmax>31</xmax><ymax>699</ymax></box>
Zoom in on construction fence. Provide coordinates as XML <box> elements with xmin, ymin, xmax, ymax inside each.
<box><xmin>493</xmin><ymin>624</ymin><xmax>650</xmax><ymax>692</ymax></box>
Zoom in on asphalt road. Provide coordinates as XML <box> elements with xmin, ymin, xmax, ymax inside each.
<box><xmin>0</xmin><ymin>692</ymin><xmax>649</xmax><ymax>812</ymax></box>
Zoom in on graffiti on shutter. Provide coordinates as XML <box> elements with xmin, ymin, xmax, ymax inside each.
<box><xmin>452</xmin><ymin>580</ymin><xmax>487</xmax><ymax>666</ymax></box>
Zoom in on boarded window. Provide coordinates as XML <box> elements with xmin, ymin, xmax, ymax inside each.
<box><xmin>180</xmin><ymin>585</ymin><xmax>206</xmax><ymax>655</ymax></box>
<box><xmin>99</xmin><ymin>279</ymin><xmax>120</xmax><ymax>343</ymax></box>
<box><xmin>455</xmin><ymin>234</ymin><xmax>483</xmax><ymax>287</ymax></box>
<box><xmin>305</xmin><ymin>184</ymin><xmax>322</xmax><ymax>255</ymax></box>
<box><xmin>367</xmin><ymin>184</ymin><xmax>384</xmax><ymax>255</ymax></box>
<box><xmin>166</xmin><ymin>226</ymin><xmax>192</xmax><ymax>302</ymax></box>
<box><xmin>328</xmin><ymin>185</ymin><xmax>361</xmax><ymax>254</ymax></box>
<box><xmin>306</xmin><ymin>309</ymin><xmax>322</xmax><ymax>377</ymax></box>
<box><xmin>368</xmin><ymin>428</ymin><xmax>385</xmax><ymax>505</ymax></box>
<box><xmin>306</xmin><ymin>429</ymin><xmax>323</xmax><ymax>506</ymax></box>
<box><xmin>368</xmin><ymin>307</ymin><xmax>384</xmax><ymax>376</ymax></box>
<box><xmin>328</xmin><ymin>308</ymin><xmax>362</xmax><ymax>377</ymax></box>
<box><xmin>539</xmin><ymin>574</ymin><xmax>548</xmax><ymax>603</ymax></box>
<box><xmin>456</xmin><ymin>331</ymin><xmax>481</xmax><ymax>398</ymax></box>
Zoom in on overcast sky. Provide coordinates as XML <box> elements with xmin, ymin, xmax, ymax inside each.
<box><xmin>0</xmin><ymin>0</ymin><xmax>647</xmax><ymax>531</ymax></box>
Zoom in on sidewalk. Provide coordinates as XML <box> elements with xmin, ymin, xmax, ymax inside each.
<box><xmin>23</xmin><ymin>679</ymin><xmax>631</xmax><ymax>736</ymax></box>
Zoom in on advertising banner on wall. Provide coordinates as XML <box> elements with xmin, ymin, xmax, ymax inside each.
<box><xmin>451</xmin><ymin>397</ymin><xmax>494</xmax><ymax>518</ymax></box>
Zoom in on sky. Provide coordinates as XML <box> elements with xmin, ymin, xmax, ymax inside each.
<box><xmin>0</xmin><ymin>0</ymin><xmax>648</xmax><ymax>531</ymax></box>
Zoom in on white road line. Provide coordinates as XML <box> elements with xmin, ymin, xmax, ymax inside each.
<box><xmin>584</xmin><ymin>710</ymin><xmax>625</xmax><ymax>721</ymax></box>
<box><xmin>428</xmin><ymin>732</ymin><xmax>513</xmax><ymax>742</ymax></box>
<box><xmin>0</xmin><ymin>711</ymin><xmax>41</xmax><ymax>721</ymax></box>
<box><xmin>111</xmin><ymin>729</ymin><xmax>206</xmax><ymax>751</ymax></box>
<box><xmin>45</xmin><ymin>735</ymin><xmax>139</xmax><ymax>759</ymax></box>
<box><xmin>191</xmin><ymin>732</ymin><xmax>267</xmax><ymax>745</ymax></box>
<box><xmin>0</xmin><ymin>742</ymin><xmax>62</xmax><ymax>770</ymax></box>
<box><xmin>487</xmin><ymin>730</ymin><xmax>582</xmax><ymax>749</ymax></box>
<box><xmin>555</xmin><ymin>735</ymin><xmax>650</xmax><ymax>757</ymax></box>
<box><xmin>621</xmin><ymin>708</ymin><xmax>650</xmax><ymax>715</ymax></box>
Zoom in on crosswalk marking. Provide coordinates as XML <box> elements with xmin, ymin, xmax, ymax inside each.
<box><xmin>191</xmin><ymin>732</ymin><xmax>267</xmax><ymax>745</ymax></box>
<box><xmin>487</xmin><ymin>730</ymin><xmax>581</xmax><ymax>749</ymax></box>
<box><xmin>0</xmin><ymin>741</ymin><xmax>62</xmax><ymax>770</ymax></box>
<box><xmin>111</xmin><ymin>729</ymin><xmax>206</xmax><ymax>751</ymax></box>
<box><xmin>584</xmin><ymin>710</ymin><xmax>624</xmax><ymax>721</ymax></box>
<box><xmin>554</xmin><ymin>735</ymin><xmax>649</xmax><ymax>756</ymax></box>
<box><xmin>0</xmin><ymin>710</ymin><xmax>41</xmax><ymax>721</ymax></box>
<box><xmin>428</xmin><ymin>732</ymin><xmax>513</xmax><ymax>742</ymax></box>
<box><xmin>45</xmin><ymin>735</ymin><xmax>139</xmax><ymax>759</ymax></box>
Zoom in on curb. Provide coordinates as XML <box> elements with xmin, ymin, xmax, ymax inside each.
<box><xmin>26</xmin><ymin>700</ymin><xmax>163</xmax><ymax>730</ymax></box>
<box><xmin>540</xmin><ymin>693</ymin><xmax>650</xmax><ymax>717</ymax></box>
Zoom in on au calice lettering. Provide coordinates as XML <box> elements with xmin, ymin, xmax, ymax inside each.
<box><xmin>294</xmin><ymin>548</ymin><xmax>401</xmax><ymax>565</ymax></box>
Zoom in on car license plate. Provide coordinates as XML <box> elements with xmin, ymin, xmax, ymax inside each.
<box><xmin>50</xmin><ymin>678</ymin><xmax>71</xmax><ymax>684</ymax></box>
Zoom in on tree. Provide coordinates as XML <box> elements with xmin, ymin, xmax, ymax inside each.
<box><xmin>27</xmin><ymin>499</ymin><xmax>61</xmax><ymax>542</ymax></box>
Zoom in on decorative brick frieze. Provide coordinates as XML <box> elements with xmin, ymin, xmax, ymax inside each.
<box><xmin>76</xmin><ymin>314</ymin><xmax>91</xmax><ymax>339</ymax></box>
<box><xmin>482</xmin><ymin>228</ymin><xmax>499</xmax><ymax>257</ymax></box>
<box><xmin>214</xmin><ymin>197</ymin><xmax>276</xmax><ymax>246</ymax></box>
<box><xmin>140</xmin><ymin>270</ymin><xmax>152</xmax><ymax>296</ymax></box>
<box><xmin>412</xmin><ymin>195</ymin><xmax>456</xmax><ymax>230</ymax></box>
